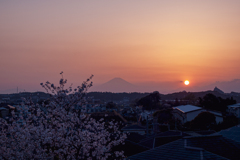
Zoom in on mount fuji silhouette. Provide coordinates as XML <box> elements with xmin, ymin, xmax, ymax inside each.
<box><xmin>91</xmin><ymin>78</ymin><xmax>140</xmax><ymax>92</ymax></box>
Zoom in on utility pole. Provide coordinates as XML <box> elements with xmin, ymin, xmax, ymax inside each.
<box><xmin>146</xmin><ymin>116</ymin><xmax>149</xmax><ymax>136</ymax></box>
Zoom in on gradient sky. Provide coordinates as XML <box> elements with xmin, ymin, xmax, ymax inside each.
<box><xmin>1</xmin><ymin>0</ymin><xmax>240</xmax><ymax>93</ymax></box>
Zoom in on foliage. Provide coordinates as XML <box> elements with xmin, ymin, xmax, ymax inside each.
<box><xmin>215</xmin><ymin>115</ymin><xmax>239</xmax><ymax>131</ymax></box>
<box><xmin>153</xmin><ymin>108</ymin><xmax>182</xmax><ymax>130</ymax></box>
<box><xmin>190</xmin><ymin>111</ymin><xmax>216</xmax><ymax>130</ymax></box>
<box><xmin>106</xmin><ymin>102</ymin><xmax>117</xmax><ymax>109</ymax></box>
<box><xmin>172</xmin><ymin>98</ymin><xmax>180</xmax><ymax>107</ymax></box>
<box><xmin>87</xmin><ymin>92</ymin><xmax>149</xmax><ymax>103</ymax></box>
<box><xmin>182</xmin><ymin>93</ymin><xmax>196</xmax><ymax>101</ymax></box>
<box><xmin>124</xmin><ymin>116</ymin><xmax>137</xmax><ymax>122</ymax></box>
<box><xmin>0</xmin><ymin>72</ymin><xmax>126</xmax><ymax>160</ymax></box>
<box><xmin>153</xmin><ymin>108</ymin><xmax>173</xmax><ymax>124</ymax></box>
<box><xmin>199</xmin><ymin>93</ymin><xmax>236</xmax><ymax>113</ymax></box>
<box><xmin>137</xmin><ymin>91</ymin><xmax>161</xmax><ymax>110</ymax></box>
<box><xmin>182</xmin><ymin>93</ymin><xmax>197</xmax><ymax>105</ymax></box>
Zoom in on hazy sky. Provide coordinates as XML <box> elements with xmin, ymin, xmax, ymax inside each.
<box><xmin>1</xmin><ymin>0</ymin><xmax>240</xmax><ymax>93</ymax></box>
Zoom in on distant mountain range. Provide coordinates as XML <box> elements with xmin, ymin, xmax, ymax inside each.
<box><xmin>90</xmin><ymin>78</ymin><xmax>240</xmax><ymax>94</ymax></box>
<box><xmin>0</xmin><ymin>88</ymin><xmax>25</xmax><ymax>94</ymax></box>
<box><xmin>197</xmin><ymin>79</ymin><xmax>240</xmax><ymax>93</ymax></box>
<box><xmin>90</xmin><ymin>78</ymin><xmax>142</xmax><ymax>93</ymax></box>
<box><xmin>2</xmin><ymin>78</ymin><xmax>240</xmax><ymax>94</ymax></box>
<box><xmin>0</xmin><ymin>88</ymin><xmax>44</xmax><ymax>94</ymax></box>
<box><xmin>2</xmin><ymin>84</ymin><xmax>240</xmax><ymax>103</ymax></box>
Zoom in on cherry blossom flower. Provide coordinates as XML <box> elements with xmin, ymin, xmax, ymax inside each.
<box><xmin>0</xmin><ymin>73</ymin><xmax>126</xmax><ymax>159</ymax></box>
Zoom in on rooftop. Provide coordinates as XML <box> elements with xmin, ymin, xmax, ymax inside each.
<box><xmin>128</xmin><ymin>134</ymin><xmax>240</xmax><ymax>160</ymax></box>
<box><xmin>217</xmin><ymin>125</ymin><xmax>240</xmax><ymax>142</ymax></box>
<box><xmin>174</xmin><ymin>105</ymin><xmax>203</xmax><ymax>113</ymax></box>
<box><xmin>127</xmin><ymin>137</ymin><xmax>229</xmax><ymax>160</ymax></box>
<box><xmin>228</xmin><ymin>103</ymin><xmax>240</xmax><ymax>108</ymax></box>
<box><xmin>137</xmin><ymin>131</ymin><xmax>187</xmax><ymax>149</ymax></box>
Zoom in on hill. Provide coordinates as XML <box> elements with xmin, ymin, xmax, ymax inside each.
<box><xmin>90</xmin><ymin>78</ymin><xmax>141</xmax><ymax>92</ymax></box>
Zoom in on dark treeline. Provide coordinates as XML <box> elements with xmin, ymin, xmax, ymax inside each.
<box><xmin>199</xmin><ymin>93</ymin><xmax>236</xmax><ymax>112</ymax></box>
<box><xmin>1</xmin><ymin>89</ymin><xmax>240</xmax><ymax>105</ymax></box>
<box><xmin>87</xmin><ymin>92</ymin><xmax>150</xmax><ymax>102</ymax></box>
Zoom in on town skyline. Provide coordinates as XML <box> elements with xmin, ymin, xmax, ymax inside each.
<box><xmin>1</xmin><ymin>76</ymin><xmax>240</xmax><ymax>94</ymax></box>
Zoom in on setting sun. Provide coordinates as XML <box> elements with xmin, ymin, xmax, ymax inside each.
<box><xmin>184</xmin><ymin>80</ymin><xmax>190</xmax><ymax>85</ymax></box>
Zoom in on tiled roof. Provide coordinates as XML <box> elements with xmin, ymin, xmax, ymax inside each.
<box><xmin>186</xmin><ymin>135</ymin><xmax>240</xmax><ymax>160</ymax></box>
<box><xmin>174</xmin><ymin>105</ymin><xmax>202</xmax><ymax>113</ymax></box>
<box><xmin>138</xmin><ymin>136</ymin><xmax>181</xmax><ymax>149</ymax></box>
<box><xmin>127</xmin><ymin>138</ymin><xmax>228</xmax><ymax>160</ymax></box>
<box><xmin>228</xmin><ymin>103</ymin><xmax>240</xmax><ymax>108</ymax></box>
<box><xmin>217</xmin><ymin>125</ymin><xmax>240</xmax><ymax>142</ymax></box>
<box><xmin>194</xmin><ymin>130</ymin><xmax>216</xmax><ymax>135</ymax></box>
<box><xmin>138</xmin><ymin>131</ymin><xmax>189</xmax><ymax>148</ymax></box>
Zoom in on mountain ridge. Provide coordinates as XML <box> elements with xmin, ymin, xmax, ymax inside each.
<box><xmin>90</xmin><ymin>77</ymin><xmax>141</xmax><ymax>93</ymax></box>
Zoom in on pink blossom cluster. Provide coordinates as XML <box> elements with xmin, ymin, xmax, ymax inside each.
<box><xmin>0</xmin><ymin>73</ymin><xmax>126</xmax><ymax>159</ymax></box>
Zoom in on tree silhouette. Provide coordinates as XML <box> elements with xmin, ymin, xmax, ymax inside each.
<box><xmin>137</xmin><ymin>91</ymin><xmax>161</xmax><ymax>110</ymax></box>
<box><xmin>199</xmin><ymin>93</ymin><xmax>236</xmax><ymax>112</ymax></box>
<box><xmin>190</xmin><ymin>111</ymin><xmax>216</xmax><ymax>130</ymax></box>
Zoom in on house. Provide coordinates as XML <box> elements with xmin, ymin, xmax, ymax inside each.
<box><xmin>173</xmin><ymin>105</ymin><xmax>204</xmax><ymax>123</ymax></box>
<box><xmin>227</xmin><ymin>103</ymin><xmax>240</xmax><ymax>118</ymax></box>
<box><xmin>173</xmin><ymin>105</ymin><xmax>223</xmax><ymax>124</ymax></box>
<box><xmin>205</xmin><ymin>110</ymin><xmax>223</xmax><ymax>124</ymax></box>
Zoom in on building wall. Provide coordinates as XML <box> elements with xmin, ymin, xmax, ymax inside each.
<box><xmin>236</xmin><ymin>108</ymin><xmax>240</xmax><ymax>118</ymax></box>
<box><xmin>185</xmin><ymin>110</ymin><xmax>204</xmax><ymax>123</ymax></box>
<box><xmin>205</xmin><ymin>110</ymin><xmax>223</xmax><ymax>123</ymax></box>
<box><xmin>228</xmin><ymin>106</ymin><xmax>240</xmax><ymax>118</ymax></box>
<box><xmin>172</xmin><ymin>110</ymin><xmax>186</xmax><ymax>123</ymax></box>
<box><xmin>173</xmin><ymin>109</ymin><xmax>223</xmax><ymax>124</ymax></box>
<box><xmin>215</xmin><ymin>116</ymin><xmax>223</xmax><ymax>124</ymax></box>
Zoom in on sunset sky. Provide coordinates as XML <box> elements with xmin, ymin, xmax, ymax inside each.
<box><xmin>1</xmin><ymin>0</ymin><xmax>240</xmax><ymax>93</ymax></box>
